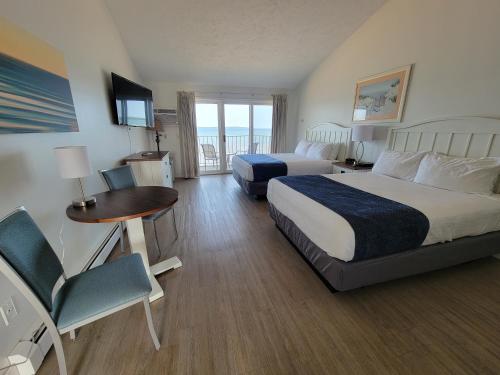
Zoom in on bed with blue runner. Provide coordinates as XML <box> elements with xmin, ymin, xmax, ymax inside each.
<box><xmin>237</xmin><ymin>154</ymin><xmax>288</xmax><ymax>182</ymax></box>
<box><xmin>275</xmin><ymin>175</ymin><xmax>430</xmax><ymax>261</ymax></box>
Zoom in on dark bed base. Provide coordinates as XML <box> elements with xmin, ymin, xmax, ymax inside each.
<box><xmin>232</xmin><ymin>170</ymin><xmax>269</xmax><ymax>197</ymax></box>
<box><xmin>269</xmin><ymin>203</ymin><xmax>500</xmax><ymax>291</ymax></box>
<box><xmin>274</xmin><ymin>223</ymin><xmax>339</xmax><ymax>293</ymax></box>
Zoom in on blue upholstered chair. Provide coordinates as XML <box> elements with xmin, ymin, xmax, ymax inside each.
<box><xmin>0</xmin><ymin>207</ymin><xmax>160</xmax><ymax>375</ymax></box>
<box><xmin>100</xmin><ymin>165</ymin><xmax>178</xmax><ymax>257</ymax></box>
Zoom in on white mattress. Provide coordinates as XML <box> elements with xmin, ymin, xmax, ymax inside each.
<box><xmin>267</xmin><ymin>173</ymin><xmax>500</xmax><ymax>262</ymax></box>
<box><xmin>232</xmin><ymin>153</ymin><xmax>334</xmax><ymax>181</ymax></box>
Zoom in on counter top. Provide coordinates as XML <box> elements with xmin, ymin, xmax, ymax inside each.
<box><xmin>123</xmin><ymin>151</ymin><xmax>169</xmax><ymax>162</ymax></box>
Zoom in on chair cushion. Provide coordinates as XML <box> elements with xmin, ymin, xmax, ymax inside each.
<box><xmin>51</xmin><ymin>254</ymin><xmax>151</xmax><ymax>331</ymax></box>
<box><xmin>142</xmin><ymin>207</ymin><xmax>171</xmax><ymax>222</ymax></box>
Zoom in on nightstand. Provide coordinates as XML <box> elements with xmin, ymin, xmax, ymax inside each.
<box><xmin>333</xmin><ymin>162</ymin><xmax>372</xmax><ymax>174</ymax></box>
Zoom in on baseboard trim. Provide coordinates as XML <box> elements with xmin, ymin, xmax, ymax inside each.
<box><xmin>8</xmin><ymin>225</ymin><xmax>121</xmax><ymax>374</ymax></box>
<box><xmin>85</xmin><ymin>224</ymin><xmax>121</xmax><ymax>270</ymax></box>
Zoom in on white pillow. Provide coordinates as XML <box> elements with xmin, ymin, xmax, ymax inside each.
<box><xmin>294</xmin><ymin>140</ymin><xmax>311</xmax><ymax>156</ymax></box>
<box><xmin>414</xmin><ymin>153</ymin><xmax>500</xmax><ymax>194</ymax></box>
<box><xmin>306</xmin><ymin>142</ymin><xmax>333</xmax><ymax>160</ymax></box>
<box><xmin>372</xmin><ymin>150</ymin><xmax>427</xmax><ymax>181</ymax></box>
<box><xmin>330</xmin><ymin>143</ymin><xmax>341</xmax><ymax>160</ymax></box>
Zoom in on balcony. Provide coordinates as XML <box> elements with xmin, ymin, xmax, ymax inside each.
<box><xmin>198</xmin><ymin>135</ymin><xmax>271</xmax><ymax>173</ymax></box>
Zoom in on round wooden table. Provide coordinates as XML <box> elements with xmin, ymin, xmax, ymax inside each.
<box><xmin>67</xmin><ymin>186</ymin><xmax>182</xmax><ymax>302</ymax></box>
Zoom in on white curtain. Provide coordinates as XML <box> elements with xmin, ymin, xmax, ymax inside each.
<box><xmin>177</xmin><ymin>91</ymin><xmax>199</xmax><ymax>178</ymax></box>
<box><xmin>271</xmin><ymin>94</ymin><xmax>287</xmax><ymax>153</ymax></box>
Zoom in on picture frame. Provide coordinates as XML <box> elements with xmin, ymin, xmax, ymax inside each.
<box><xmin>0</xmin><ymin>18</ymin><xmax>79</xmax><ymax>133</ymax></box>
<box><xmin>352</xmin><ymin>64</ymin><xmax>412</xmax><ymax>124</ymax></box>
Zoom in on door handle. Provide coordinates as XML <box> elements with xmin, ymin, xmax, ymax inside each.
<box><xmin>223</xmin><ymin>135</ymin><xmax>226</xmax><ymax>142</ymax></box>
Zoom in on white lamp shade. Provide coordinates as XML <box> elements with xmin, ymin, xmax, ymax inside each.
<box><xmin>54</xmin><ymin>146</ymin><xmax>92</xmax><ymax>179</ymax></box>
<box><xmin>352</xmin><ymin>125</ymin><xmax>374</xmax><ymax>142</ymax></box>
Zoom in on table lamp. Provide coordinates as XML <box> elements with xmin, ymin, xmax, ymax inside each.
<box><xmin>54</xmin><ymin>146</ymin><xmax>96</xmax><ymax>207</ymax></box>
<box><xmin>352</xmin><ymin>125</ymin><xmax>374</xmax><ymax>165</ymax></box>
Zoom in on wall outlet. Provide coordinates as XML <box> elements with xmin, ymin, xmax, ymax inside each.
<box><xmin>0</xmin><ymin>297</ymin><xmax>18</xmax><ymax>326</ymax></box>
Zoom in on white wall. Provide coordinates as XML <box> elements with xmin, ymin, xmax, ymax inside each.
<box><xmin>147</xmin><ymin>81</ymin><xmax>298</xmax><ymax>176</ymax></box>
<box><xmin>0</xmin><ymin>0</ymin><xmax>149</xmax><ymax>366</ymax></box>
<box><xmin>295</xmin><ymin>0</ymin><xmax>500</xmax><ymax>162</ymax></box>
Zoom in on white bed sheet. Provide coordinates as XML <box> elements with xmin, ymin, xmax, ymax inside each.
<box><xmin>232</xmin><ymin>153</ymin><xmax>334</xmax><ymax>181</ymax></box>
<box><xmin>267</xmin><ymin>173</ymin><xmax>500</xmax><ymax>262</ymax></box>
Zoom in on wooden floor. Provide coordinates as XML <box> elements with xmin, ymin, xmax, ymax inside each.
<box><xmin>39</xmin><ymin>175</ymin><xmax>500</xmax><ymax>374</ymax></box>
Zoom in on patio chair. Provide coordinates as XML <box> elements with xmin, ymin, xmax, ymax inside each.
<box><xmin>236</xmin><ymin>142</ymin><xmax>259</xmax><ymax>155</ymax></box>
<box><xmin>200</xmin><ymin>144</ymin><xmax>218</xmax><ymax>171</ymax></box>
<box><xmin>250</xmin><ymin>142</ymin><xmax>259</xmax><ymax>154</ymax></box>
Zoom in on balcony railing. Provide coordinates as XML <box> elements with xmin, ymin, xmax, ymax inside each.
<box><xmin>198</xmin><ymin>134</ymin><xmax>271</xmax><ymax>173</ymax></box>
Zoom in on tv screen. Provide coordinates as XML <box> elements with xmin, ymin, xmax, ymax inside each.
<box><xmin>111</xmin><ymin>73</ymin><xmax>154</xmax><ymax>127</ymax></box>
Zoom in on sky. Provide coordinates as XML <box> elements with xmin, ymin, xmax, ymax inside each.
<box><xmin>127</xmin><ymin>100</ymin><xmax>146</xmax><ymax>118</ymax></box>
<box><xmin>195</xmin><ymin>103</ymin><xmax>272</xmax><ymax>128</ymax></box>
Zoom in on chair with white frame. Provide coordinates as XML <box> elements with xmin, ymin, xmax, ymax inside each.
<box><xmin>0</xmin><ymin>207</ymin><xmax>160</xmax><ymax>375</ymax></box>
<box><xmin>99</xmin><ymin>165</ymin><xmax>179</xmax><ymax>258</ymax></box>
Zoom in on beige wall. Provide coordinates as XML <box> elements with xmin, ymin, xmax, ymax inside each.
<box><xmin>147</xmin><ymin>81</ymin><xmax>298</xmax><ymax>176</ymax></box>
<box><xmin>0</xmin><ymin>0</ymin><xmax>149</xmax><ymax>364</ymax></box>
<box><xmin>295</xmin><ymin>0</ymin><xmax>500</xmax><ymax>162</ymax></box>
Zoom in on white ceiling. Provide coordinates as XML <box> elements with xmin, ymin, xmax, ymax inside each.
<box><xmin>104</xmin><ymin>0</ymin><xmax>385</xmax><ymax>89</ymax></box>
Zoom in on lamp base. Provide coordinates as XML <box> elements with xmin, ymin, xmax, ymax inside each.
<box><xmin>72</xmin><ymin>196</ymin><xmax>96</xmax><ymax>208</ymax></box>
<box><xmin>354</xmin><ymin>141</ymin><xmax>365</xmax><ymax>165</ymax></box>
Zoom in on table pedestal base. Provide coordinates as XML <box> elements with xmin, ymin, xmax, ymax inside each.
<box><xmin>126</xmin><ymin>217</ymin><xmax>182</xmax><ymax>302</ymax></box>
<box><xmin>150</xmin><ymin>256</ymin><xmax>183</xmax><ymax>275</ymax></box>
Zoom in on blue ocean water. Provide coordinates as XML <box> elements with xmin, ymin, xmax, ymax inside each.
<box><xmin>197</xmin><ymin>127</ymin><xmax>271</xmax><ymax>137</ymax></box>
<box><xmin>198</xmin><ymin>127</ymin><xmax>272</xmax><ymax>154</ymax></box>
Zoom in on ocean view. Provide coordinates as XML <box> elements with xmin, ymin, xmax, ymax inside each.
<box><xmin>197</xmin><ymin>127</ymin><xmax>272</xmax><ymax>157</ymax></box>
<box><xmin>195</xmin><ymin>106</ymin><xmax>273</xmax><ymax>157</ymax></box>
<box><xmin>197</xmin><ymin>127</ymin><xmax>271</xmax><ymax>137</ymax></box>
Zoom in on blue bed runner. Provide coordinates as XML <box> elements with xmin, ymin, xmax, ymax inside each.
<box><xmin>275</xmin><ymin>175</ymin><xmax>430</xmax><ymax>261</ymax></box>
<box><xmin>238</xmin><ymin>154</ymin><xmax>287</xmax><ymax>182</ymax></box>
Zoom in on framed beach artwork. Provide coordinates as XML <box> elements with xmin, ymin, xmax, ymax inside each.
<box><xmin>0</xmin><ymin>17</ymin><xmax>78</xmax><ymax>133</ymax></box>
<box><xmin>352</xmin><ymin>65</ymin><xmax>412</xmax><ymax>123</ymax></box>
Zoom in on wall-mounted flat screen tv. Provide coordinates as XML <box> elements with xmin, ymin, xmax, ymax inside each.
<box><xmin>111</xmin><ymin>72</ymin><xmax>154</xmax><ymax>127</ymax></box>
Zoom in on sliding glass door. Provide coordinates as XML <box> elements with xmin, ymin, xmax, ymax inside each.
<box><xmin>196</xmin><ymin>100</ymin><xmax>272</xmax><ymax>174</ymax></box>
<box><xmin>196</xmin><ymin>102</ymin><xmax>222</xmax><ymax>173</ymax></box>
<box><xmin>224</xmin><ymin>104</ymin><xmax>250</xmax><ymax>170</ymax></box>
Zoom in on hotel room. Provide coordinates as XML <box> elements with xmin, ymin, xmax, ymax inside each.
<box><xmin>0</xmin><ymin>0</ymin><xmax>499</xmax><ymax>374</ymax></box>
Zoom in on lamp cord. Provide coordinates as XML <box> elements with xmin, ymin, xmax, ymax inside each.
<box><xmin>127</xmin><ymin>126</ymin><xmax>132</xmax><ymax>154</ymax></box>
<box><xmin>58</xmin><ymin>214</ymin><xmax>66</xmax><ymax>266</ymax></box>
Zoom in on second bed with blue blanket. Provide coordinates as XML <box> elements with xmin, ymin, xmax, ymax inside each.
<box><xmin>236</xmin><ymin>154</ymin><xmax>288</xmax><ymax>182</ymax></box>
<box><xmin>231</xmin><ymin>153</ymin><xmax>334</xmax><ymax>196</ymax></box>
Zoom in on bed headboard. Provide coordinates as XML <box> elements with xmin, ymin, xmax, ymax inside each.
<box><xmin>386</xmin><ymin>116</ymin><xmax>500</xmax><ymax>158</ymax></box>
<box><xmin>305</xmin><ymin>122</ymin><xmax>352</xmax><ymax>161</ymax></box>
